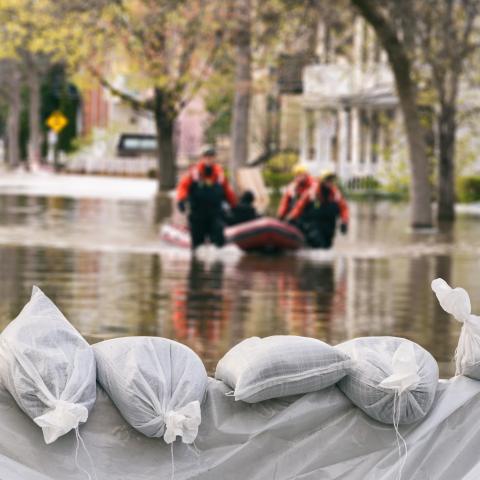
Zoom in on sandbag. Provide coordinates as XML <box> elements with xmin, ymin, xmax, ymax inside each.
<box><xmin>94</xmin><ymin>336</ymin><xmax>208</xmax><ymax>444</ymax></box>
<box><xmin>336</xmin><ymin>336</ymin><xmax>438</xmax><ymax>424</ymax></box>
<box><xmin>0</xmin><ymin>286</ymin><xmax>96</xmax><ymax>444</ymax></box>
<box><xmin>215</xmin><ymin>335</ymin><xmax>351</xmax><ymax>403</ymax></box>
<box><xmin>432</xmin><ymin>278</ymin><xmax>480</xmax><ymax>379</ymax></box>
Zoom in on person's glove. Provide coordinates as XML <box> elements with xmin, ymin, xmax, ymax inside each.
<box><xmin>221</xmin><ymin>201</ymin><xmax>231</xmax><ymax>214</ymax></box>
<box><xmin>177</xmin><ymin>201</ymin><xmax>186</xmax><ymax>213</ymax></box>
<box><xmin>340</xmin><ymin>223</ymin><xmax>348</xmax><ymax>235</ymax></box>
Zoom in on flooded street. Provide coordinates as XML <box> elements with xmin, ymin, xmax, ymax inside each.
<box><xmin>1</xmin><ymin>175</ymin><xmax>480</xmax><ymax>376</ymax></box>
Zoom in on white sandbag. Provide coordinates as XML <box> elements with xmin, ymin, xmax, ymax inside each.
<box><xmin>93</xmin><ymin>336</ymin><xmax>207</xmax><ymax>444</ymax></box>
<box><xmin>215</xmin><ymin>335</ymin><xmax>351</xmax><ymax>403</ymax></box>
<box><xmin>432</xmin><ymin>278</ymin><xmax>480</xmax><ymax>379</ymax></box>
<box><xmin>0</xmin><ymin>286</ymin><xmax>96</xmax><ymax>444</ymax></box>
<box><xmin>336</xmin><ymin>336</ymin><xmax>438</xmax><ymax>424</ymax></box>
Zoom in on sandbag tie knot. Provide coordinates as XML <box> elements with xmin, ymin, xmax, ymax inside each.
<box><xmin>34</xmin><ymin>399</ymin><xmax>88</xmax><ymax>444</ymax></box>
<box><xmin>163</xmin><ymin>401</ymin><xmax>201</xmax><ymax>445</ymax></box>
<box><xmin>431</xmin><ymin>278</ymin><xmax>471</xmax><ymax>323</ymax></box>
<box><xmin>379</xmin><ymin>342</ymin><xmax>420</xmax><ymax>394</ymax></box>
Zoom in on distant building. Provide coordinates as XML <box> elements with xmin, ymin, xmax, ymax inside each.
<box><xmin>277</xmin><ymin>54</ymin><xmax>310</xmax><ymax>153</ymax></box>
<box><xmin>300</xmin><ymin>17</ymin><xmax>480</xmax><ymax>183</ymax></box>
<box><xmin>81</xmin><ymin>85</ymin><xmax>109</xmax><ymax>136</ymax></box>
<box><xmin>75</xmin><ymin>73</ymin><xmax>208</xmax><ymax>175</ymax></box>
<box><xmin>247</xmin><ymin>54</ymin><xmax>312</xmax><ymax>164</ymax></box>
<box><xmin>300</xmin><ymin>18</ymin><xmax>401</xmax><ymax>182</ymax></box>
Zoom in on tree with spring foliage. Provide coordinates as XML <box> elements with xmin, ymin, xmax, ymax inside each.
<box><xmin>0</xmin><ymin>0</ymin><xmax>97</xmax><ymax>167</ymax></box>
<box><xmin>70</xmin><ymin>0</ymin><xmax>228</xmax><ymax>192</ymax></box>
<box><xmin>228</xmin><ymin>0</ymin><xmax>325</xmax><ymax>175</ymax></box>
<box><xmin>230</xmin><ymin>0</ymin><xmax>252</xmax><ymax>174</ymax></box>
<box><xmin>351</xmin><ymin>0</ymin><xmax>480</xmax><ymax>226</ymax></box>
<box><xmin>0</xmin><ymin>0</ymin><xmax>27</xmax><ymax>167</ymax></box>
<box><xmin>350</xmin><ymin>0</ymin><xmax>434</xmax><ymax>228</ymax></box>
<box><xmin>0</xmin><ymin>60</ymin><xmax>22</xmax><ymax>167</ymax></box>
<box><xmin>416</xmin><ymin>0</ymin><xmax>479</xmax><ymax>221</ymax></box>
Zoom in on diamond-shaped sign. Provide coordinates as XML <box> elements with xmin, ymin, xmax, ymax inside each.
<box><xmin>46</xmin><ymin>111</ymin><xmax>68</xmax><ymax>133</ymax></box>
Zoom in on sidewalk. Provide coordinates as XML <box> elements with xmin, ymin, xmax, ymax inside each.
<box><xmin>0</xmin><ymin>171</ymin><xmax>158</xmax><ymax>201</ymax></box>
<box><xmin>2</xmin><ymin>170</ymin><xmax>480</xmax><ymax>214</ymax></box>
<box><xmin>455</xmin><ymin>203</ymin><xmax>480</xmax><ymax>216</ymax></box>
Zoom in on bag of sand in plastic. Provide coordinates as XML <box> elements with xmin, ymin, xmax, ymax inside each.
<box><xmin>0</xmin><ymin>286</ymin><xmax>96</xmax><ymax>444</ymax></box>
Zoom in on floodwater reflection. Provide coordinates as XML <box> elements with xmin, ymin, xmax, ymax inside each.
<box><xmin>1</xmin><ymin>193</ymin><xmax>480</xmax><ymax>377</ymax></box>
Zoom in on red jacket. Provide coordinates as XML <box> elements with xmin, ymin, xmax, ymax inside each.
<box><xmin>277</xmin><ymin>175</ymin><xmax>314</xmax><ymax>219</ymax></box>
<box><xmin>176</xmin><ymin>161</ymin><xmax>237</xmax><ymax>207</ymax></box>
<box><xmin>287</xmin><ymin>181</ymin><xmax>349</xmax><ymax>223</ymax></box>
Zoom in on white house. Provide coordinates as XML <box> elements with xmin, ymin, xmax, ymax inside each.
<box><xmin>299</xmin><ymin>17</ymin><xmax>405</xmax><ymax>183</ymax></box>
<box><xmin>300</xmin><ymin>17</ymin><xmax>480</xmax><ymax>184</ymax></box>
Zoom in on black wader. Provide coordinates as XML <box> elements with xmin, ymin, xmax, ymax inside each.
<box><xmin>303</xmin><ymin>186</ymin><xmax>340</xmax><ymax>249</ymax></box>
<box><xmin>188</xmin><ymin>181</ymin><xmax>226</xmax><ymax>249</ymax></box>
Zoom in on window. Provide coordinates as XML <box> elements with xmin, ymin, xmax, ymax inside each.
<box><xmin>371</xmin><ymin>111</ymin><xmax>379</xmax><ymax>164</ymax></box>
<box><xmin>381</xmin><ymin>109</ymin><xmax>396</xmax><ymax>162</ymax></box>
<box><xmin>331</xmin><ymin>112</ymin><xmax>339</xmax><ymax>164</ymax></box>
<box><xmin>306</xmin><ymin>110</ymin><xmax>316</xmax><ymax>160</ymax></box>
<box><xmin>117</xmin><ymin>134</ymin><xmax>158</xmax><ymax>157</ymax></box>
<box><xmin>346</xmin><ymin>108</ymin><xmax>352</xmax><ymax>163</ymax></box>
<box><xmin>359</xmin><ymin>109</ymin><xmax>370</xmax><ymax>164</ymax></box>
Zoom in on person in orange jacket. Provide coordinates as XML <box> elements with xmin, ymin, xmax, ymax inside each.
<box><xmin>277</xmin><ymin>164</ymin><xmax>315</xmax><ymax>221</ymax></box>
<box><xmin>176</xmin><ymin>146</ymin><xmax>237</xmax><ymax>249</ymax></box>
<box><xmin>287</xmin><ymin>171</ymin><xmax>349</xmax><ymax>249</ymax></box>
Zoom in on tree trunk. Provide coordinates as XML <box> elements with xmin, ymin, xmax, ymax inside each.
<box><xmin>154</xmin><ymin>88</ymin><xmax>177</xmax><ymax>191</ymax></box>
<box><xmin>396</xmin><ymin>80</ymin><xmax>433</xmax><ymax>228</ymax></box>
<box><xmin>6</xmin><ymin>68</ymin><xmax>22</xmax><ymax>168</ymax></box>
<box><xmin>351</xmin><ymin>0</ymin><xmax>433</xmax><ymax>228</ymax></box>
<box><xmin>230</xmin><ymin>0</ymin><xmax>252</xmax><ymax>178</ymax></box>
<box><xmin>305</xmin><ymin>0</ymin><xmax>321</xmax><ymax>63</ymax></box>
<box><xmin>28</xmin><ymin>69</ymin><xmax>42</xmax><ymax>168</ymax></box>
<box><xmin>437</xmin><ymin>103</ymin><xmax>456</xmax><ymax>222</ymax></box>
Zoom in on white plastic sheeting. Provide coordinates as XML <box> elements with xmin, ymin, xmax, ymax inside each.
<box><xmin>0</xmin><ymin>376</ymin><xmax>480</xmax><ymax>479</ymax></box>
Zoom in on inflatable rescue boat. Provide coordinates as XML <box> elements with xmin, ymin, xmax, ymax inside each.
<box><xmin>160</xmin><ymin>217</ymin><xmax>304</xmax><ymax>253</ymax></box>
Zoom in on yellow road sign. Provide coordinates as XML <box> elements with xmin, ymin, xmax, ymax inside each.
<box><xmin>46</xmin><ymin>111</ymin><xmax>68</xmax><ymax>133</ymax></box>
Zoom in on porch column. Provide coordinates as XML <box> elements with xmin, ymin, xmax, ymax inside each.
<box><xmin>314</xmin><ymin>109</ymin><xmax>323</xmax><ymax>172</ymax></box>
<box><xmin>364</xmin><ymin>109</ymin><xmax>372</xmax><ymax>176</ymax></box>
<box><xmin>351</xmin><ymin>106</ymin><xmax>360</xmax><ymax>176</ymax></box>
<box><xmin>337</xmin><ymin>108</ymin><xmax>349</xmax><ymax>181</ymax></box>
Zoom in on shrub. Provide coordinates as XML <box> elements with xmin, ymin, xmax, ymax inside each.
<box><xmin>343</xmin><ymin>176</ymin><xmax>381</xmax><ymax>191</ymax></box>
<box><xmin>342</xmin><ymin>175</ymin><xmax>408</xmax><ymax>201</ymax></box>
<box><xmin>457</xmin><ymin>176</ymin><xmax>480</xmax><ymax>203</ymax></box>
<box><xmin>262</xmin><ymin>151</ymin><xmax>299</xmax><ymax>191</ymax></box>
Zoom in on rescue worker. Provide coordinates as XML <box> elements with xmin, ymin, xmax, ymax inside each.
<box><xmin>287</xmin><ymin>171</ymin><xmax>349</xmax><ymax>249</ymax></box>
<box><xmin>176</xmin><ymin>146</ymin><xmax>237</xmax><ymax>249</ymax></box>
<box><xmin>227</xmin><ymin>190</ymin><xmax>258</xmax><ymax>225</ymax></box>
<box><xmin>277</xmin><ymin>164</ymin><xmax>314</xmax><ymax>222</ymax></box>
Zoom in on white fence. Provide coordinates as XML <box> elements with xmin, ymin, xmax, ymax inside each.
<box><xmin>66</xmin><ymin>156</ymin><xmax>157</xmax><ymax>176</ymax></box>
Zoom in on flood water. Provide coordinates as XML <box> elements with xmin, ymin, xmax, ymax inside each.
<box><xmin>1</xmin><ymin>182</ymin><xmax>480</xmax><ymax>376</ymax></box>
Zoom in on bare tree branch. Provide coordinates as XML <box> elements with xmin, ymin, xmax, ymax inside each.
<box><xmin>88</xmin><ymin>65</ymin><xmax>154</xmax><ymax>111</ymax></box>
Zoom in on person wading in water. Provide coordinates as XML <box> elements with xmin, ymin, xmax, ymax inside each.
<box><xmin>176</xmin><ymin>147</ymin><xmax>237</xmax><ymax>250</ymax></box>
<box><xmin>287</xmin><ymin>171</ymin><xmax>349</xmax><ymax>249</ymax></box>
<box><xmin>277</xmin><ymin>163</ymin><xmax>315</xmax><ymax>235</ymax></box>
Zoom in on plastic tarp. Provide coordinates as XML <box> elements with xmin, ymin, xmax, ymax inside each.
<box><xmin>0</xmin><ymin>376</ymin><xmax>480</xmax><ymax>479</ymax></box>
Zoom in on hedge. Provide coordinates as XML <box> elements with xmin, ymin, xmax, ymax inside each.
<box><xmin>457</xmin><ymin>176</ymin><xmax>480</xmax><ymax>203</ymax></box>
